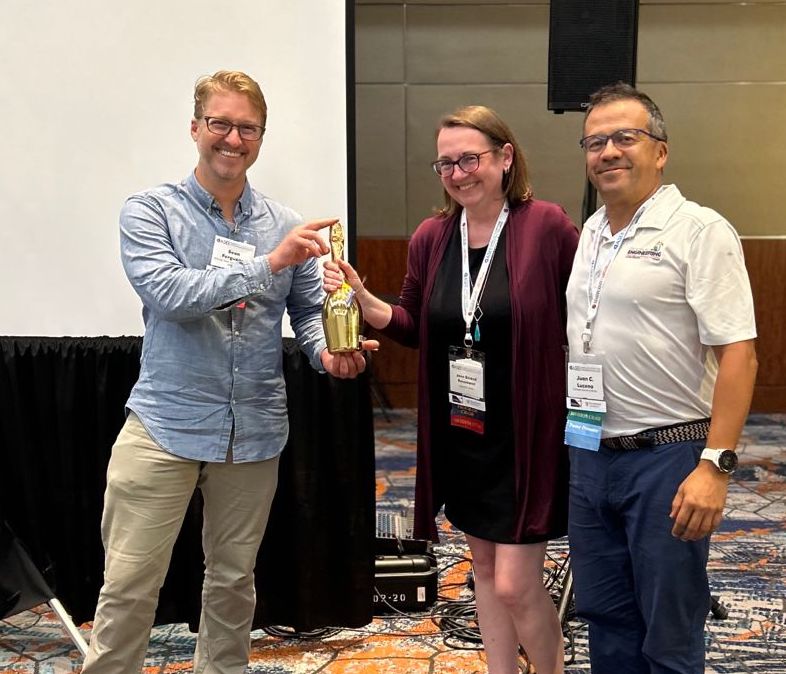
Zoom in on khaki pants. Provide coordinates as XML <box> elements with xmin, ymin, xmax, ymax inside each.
<box><xmin>82</xmin><ymin>414</ymin><xmax>280</xmax><ymax>674</ymax></box>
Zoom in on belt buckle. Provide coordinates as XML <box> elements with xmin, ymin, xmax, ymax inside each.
<box><xmin>634</xmin><ymin>432</ymin><xmax>656</xmax><ymax>448</ymax></box>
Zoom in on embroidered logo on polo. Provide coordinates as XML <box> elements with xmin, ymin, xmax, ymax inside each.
<box><xmin>625</xmin><ymin>241</ymin><xmax>664</xmax><ymax>261</ymax></box>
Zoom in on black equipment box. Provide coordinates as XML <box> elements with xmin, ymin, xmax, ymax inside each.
<box><xmin>373</xmin><ymin>537</ymin><xmax>438</xmax><ymax>614</ymax></box>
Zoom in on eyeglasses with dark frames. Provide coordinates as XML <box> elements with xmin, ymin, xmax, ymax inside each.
<box><xmin>203</xmin><ymin>116</ymin><xmax>264</xmax><ymax>141</ymax></box>
<box><xmin>579</xmin><ymin>128</ymin><xmax>666</xmax><ymax>153</ymax></box>
<box><xmin>431</xmin><ymin>149</ymin><xmax>497</xmax><ymax>178</ymax></box>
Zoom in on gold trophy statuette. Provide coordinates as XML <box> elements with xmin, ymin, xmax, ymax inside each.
<box><xmin>322</xmin><ymin>222</ymin><xmax>363</xmax><ymax>353</ymax></box>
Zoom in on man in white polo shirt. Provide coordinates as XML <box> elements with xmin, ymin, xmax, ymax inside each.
<box><xmin>565</xmin><ymin>82</ymin><xmax>758</xmax><ymax>673</ymax></box>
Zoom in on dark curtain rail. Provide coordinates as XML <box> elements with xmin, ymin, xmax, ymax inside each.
<box><xmin>0</xmin><ymin>336</ymin><xmax>375</xmax><ymax>630</ymax></box>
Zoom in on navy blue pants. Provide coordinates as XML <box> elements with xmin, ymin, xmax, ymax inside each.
<box><xmin>568</xmin><ymin>440</ymin><xmax>711</xmax><ymax>674</ymax></box>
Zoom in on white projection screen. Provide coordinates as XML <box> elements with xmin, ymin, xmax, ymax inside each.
<box><xmin>0</xmin><ymin>0</ymin><xmax>350</xmax><ymax>337</ymax></box>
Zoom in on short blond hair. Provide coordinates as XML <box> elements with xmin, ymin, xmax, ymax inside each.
<box><xmin>193</xmin><ymin>70</ymin><xmax>267</xmax><ymax>131</ymax></box>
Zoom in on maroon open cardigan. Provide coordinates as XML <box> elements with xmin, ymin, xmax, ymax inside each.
<box><xmin>381</xmin><ymin>199</ymin><xmax>579</xmax><ymax>542</ymax></box>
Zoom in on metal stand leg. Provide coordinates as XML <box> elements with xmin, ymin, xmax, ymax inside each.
<box><xmin>48</xmin><ymin>597</ymin><xmax>89</xmax><ymax>657</ymax></box>
<box><xmin>710</xmin><ymin>595</ymin><xmax>729</xmax><ymax>620</ymax></box>
<box><xmin>556</xmin><ymin>563</ymin><xmax>574</xmax><ymax>627</ymax></box>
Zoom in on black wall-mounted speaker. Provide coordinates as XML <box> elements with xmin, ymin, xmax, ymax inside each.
<box><xmin>548</xmin><ymin>0</ymin><xmax>640</xmax><ymax>113</ymax></box>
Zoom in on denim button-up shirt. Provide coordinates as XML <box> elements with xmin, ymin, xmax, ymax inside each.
<box><xmin>121</xmin><ymin>172</ymin><xmax>327</xmax><ymax>463</ymax></box>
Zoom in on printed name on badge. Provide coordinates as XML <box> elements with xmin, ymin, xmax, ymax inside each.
<box><xmin>449</xmin><ymin>358</ymin><xmax>484</xmax><ymax>400</ymax></box>
<box><xmin>567</xmin><ymin>362</ymin><xmax>604</xmax><ymax>401</ymax></box>
<box><xmin>209</xmin><ymin>236</ymin><xmax>256</xmax><ymax>270</ymax></box>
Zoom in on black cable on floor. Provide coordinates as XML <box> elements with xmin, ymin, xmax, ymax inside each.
<box><xmin>430</xmin><ymin>600</ymin><xmax>482</xmax><ymax>648</ymax></box>
<box><xmin>260</xmin><ymin>625</ymin><xmax>341</xmax><ymax>640</ymax></box>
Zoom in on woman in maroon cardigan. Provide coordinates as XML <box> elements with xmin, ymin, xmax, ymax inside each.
<box><xmin>325</xmin><ymin>106</ymin><xmax>578</xmax><ymax>674</ymax></box>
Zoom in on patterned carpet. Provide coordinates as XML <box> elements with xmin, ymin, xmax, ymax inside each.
<box><xmin>1</xmin><ymin>410</ymin><xmax>784</xmax><ymax>673</ymax></box>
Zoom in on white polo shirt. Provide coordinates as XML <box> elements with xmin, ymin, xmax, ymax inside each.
<box><xmin>566</xmin><ymin>184</ymin><xmax>756</xmax><ymax>437</ymax></box>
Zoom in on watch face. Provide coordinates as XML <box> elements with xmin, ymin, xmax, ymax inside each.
<box><xmin>718</xmin><ymin>450</ymin><xmax>738</xmax><ymax>473</ymax></box>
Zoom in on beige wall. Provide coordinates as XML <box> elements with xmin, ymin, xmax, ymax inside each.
<box><xmin>355</xmin><ymin>0</ymin><xmax>786</xmax><ymax>236</ymax></box>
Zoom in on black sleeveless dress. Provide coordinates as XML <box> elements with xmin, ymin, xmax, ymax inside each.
<box><xmin>426</xmin><ymin>226</ymin><xmax>517</xmax><ymax>543</ymax></box>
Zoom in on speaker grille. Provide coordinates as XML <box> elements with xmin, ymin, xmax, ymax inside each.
<box><xmin>548</xmin><ymin>0</ymin><xmax>639</xmax><ymax>113</ymax></box>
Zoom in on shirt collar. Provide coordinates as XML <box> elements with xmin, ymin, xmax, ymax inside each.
<box><xmin>585</xmin><ymin>184</ymin><xmax>684</xmax><ymax>237</ymax></box>
<box><xmin>183</xmin><ymin>171</ymin><xmax>253</xmax><ymax>220</ymax></box>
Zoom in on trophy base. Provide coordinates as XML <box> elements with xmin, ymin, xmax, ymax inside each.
<box><xmin>326</xmin><ymin>345</ymin><xmax>362</xmax><ymax>354</ymax></box>
<box><xmin>325</xmin><ymin>333</ymin><xmax>364</xmax><ymax>355</ymax></box>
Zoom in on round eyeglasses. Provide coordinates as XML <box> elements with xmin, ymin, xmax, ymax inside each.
<box><xmin>579</xmin><ymin>128</ymin><xmax>666</xmax><ymax>153</ymax></box>
<box><xmin>204</xmin><ymin>116</ymin><xmax>265</xmax><ymax>141</ymax></box>
<box><xmin>431</xmin><ymin>149</ymin><xmax>496</xmax><ymax>178</ymax></box>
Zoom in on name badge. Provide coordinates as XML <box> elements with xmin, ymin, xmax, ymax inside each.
<box><xmin>448</xmin><ymin>346</ymin><xmax>485</xmax><ymax>435</ymax></box>
<box><xmin>449</xmin><ymin>357</ymin><xmax>484</xmax><ymax>399</ymax></box>
<box><xmin>209</xmin><ymin>235</ymin><xmax>256</xmax><ymax>270</ymax></box>
<box><xmin>567</xmin><ymin>362</ymin><xmax>604</xmax><ymax>400</ymax></box>
<box><xmin>565</xmin><ymin>359</ymin><xmax>605</xmax><ymax>451</ymax></box>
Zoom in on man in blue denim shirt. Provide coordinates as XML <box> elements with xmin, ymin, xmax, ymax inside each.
<box><xmin>82</xmin><ymin>70</ymin><xmax>377</xmax><ymax>674</ymax></box>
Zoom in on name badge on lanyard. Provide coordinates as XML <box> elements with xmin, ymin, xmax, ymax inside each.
<box><xmin>448</xmin><ymin>202</ymin><xmax>509</xmax><ymax>436</ymax></box>
<box><xmin>564</xmin><ymin>358</ymin><xmax>606</xmax><ymax>451</ymax></box>
<box><xmin>564</xmin><ymin>192</ymin><xmax>663</xmax><ymax>451</ymax></box>
<box><xmin>449</xmin><ymin>346</ymin><xmax>486</xmax><ymax>435</ymax></box>
<box><xmin>566</xmin><ymin>214</ymin><xmax>619</xmax><ymax>451</ymax></box>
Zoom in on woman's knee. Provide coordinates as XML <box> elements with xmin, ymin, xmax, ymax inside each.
<box><xmin>493</xmin><ymin>576</ymin><xmax>521</xmax><ymax>607</ymax></box>
<box><xmin>493</xmin><ymin>570</ymin><xmax>545</xmax><ymax>612</ymax></box>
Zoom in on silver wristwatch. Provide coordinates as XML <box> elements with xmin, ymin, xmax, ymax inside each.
<box><xmin>700</xmin><ymin>447</ymin><xmax>738</xmax><ymax>475</ymax></box>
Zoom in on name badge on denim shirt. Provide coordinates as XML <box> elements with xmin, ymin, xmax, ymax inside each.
<box><xmin>209</xmin><ymin>235</ymin><xmax>256</xmax><ymax>270</ymax></box>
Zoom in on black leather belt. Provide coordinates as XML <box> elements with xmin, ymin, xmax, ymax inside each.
<box><xmin>602</xmin><ymin>418</ymin><xmax>711</xmax><ymax>450</ymax></box>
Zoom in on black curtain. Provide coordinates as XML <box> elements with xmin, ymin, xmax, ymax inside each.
<box><xmin>0</xmin><ymin>336</ymin><xmax>374</xmax><ymax>630</ymax></box>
